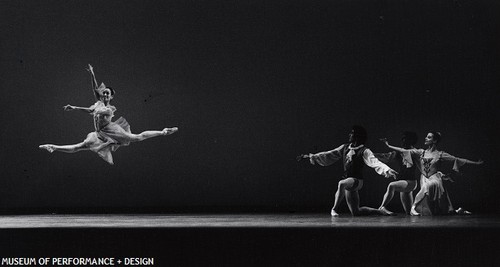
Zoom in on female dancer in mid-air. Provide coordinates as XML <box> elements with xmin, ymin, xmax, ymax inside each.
<box><xmin>381</xmin><ymin>132</ymin><xmax>483</xmax><ymax>215</ymax></box>
<box><xmin>39</xmin><ymin>64</ymin><xmax>178</xmax><ymax>165</ymax></box>
<box><xmin>374</xmin><ymin>131</ymin><xmax>419</xmax><ymax>215</ymax></box>
<box><xmin>298</xmin><ymin>125</ymin><xmax>398</xmax><ymax>216</ymax></box>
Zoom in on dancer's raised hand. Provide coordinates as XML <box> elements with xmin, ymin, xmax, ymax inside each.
<box><xmin>296</xmin><ymin>154</ymin><xmax>309</xmax><ymax>162</ymax></box>
<box><xmin>379</xmin><ymin>138</ymin><xmax>389</xmax><ymax>146</ymax></box>
<box><xmin>87</xmin><ymin>64</ymin><xmax>94</xmax><ymax>73</ymax></box>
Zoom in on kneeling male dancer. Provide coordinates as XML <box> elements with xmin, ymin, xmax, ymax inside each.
<box><xmin>298</xmin><ymin>125</ymin><xmax>397</xmax><ymax>216</ymax></box>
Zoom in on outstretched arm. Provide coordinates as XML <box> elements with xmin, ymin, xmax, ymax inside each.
<box><xmin>63</xmin><ymin>101</ymin><xmax>102</xmax><ymax>114</ymax></box>
<box><xmin>87</xmin><ymin>64</ymin><xmax>100</xmax><ymax>100</ymax></box>
<box><xmin>63</xmin><ymin>103</ymin><xmax>113</xmax><ymax>116</ymax></box>
<box><xmin>469</xmin><ymin>159</ymin><xmax>484</xmax><ymax>165</ymax></box>
<box><xmin>441</xmin><ymin>152</ymin><xmax>484</xmax><ymax>172</ymax></box>
<box><xmin>363</xmin><ymin>149</ymin><xmax>398</xmax><ymax>179</ymax></box>
<box><xmin>298</xmin><ymin>144</ymin><xmax>344</xmax><ymax>166</ymax></box>
<box><xmin>379</xmin><ymin>138</ymin><xmax>407</xmax><ymax>153</ymax></box>
<box><xmin>63</xmin><ymin>104</ymin><xmax>94</xmax><ymax>113</ymax></box>
<box><xmin>87</xmin><ymin>64</ymin><xmax>98</xmax><ymax>90</ymax></box>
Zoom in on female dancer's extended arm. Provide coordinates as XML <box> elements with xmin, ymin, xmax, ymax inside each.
<box><xmin>441</xmin><ymin>152</ymin><xmax>483</xmax><ymax>172</ymax></box>
<box><xmin>87</xmin><ymin>64</ymin><xmax>100</xmax><ymax>100</ymax></box>
<box><xmin>63</xmin><ymin>104</ymin><xmax>95</xmax><ymax>113</ymax></box>
<box><xmin>87</xmin><ymin>64</ymin><xmax>98</xmax><ymax>90</ymax></box>
<box><xmin>444</xmin><ymin>152</ymin><xmax>483</xmax><ymax>165</ymax></box>
<box><xmin>379</xmin><ymin>138</ymin><xmax>407</xmax><ymax>153</ymax></box>
<box><xmin>62</xmin><ymin>65</ymin><xmax>103</xmax><ymax>113</ymax></box>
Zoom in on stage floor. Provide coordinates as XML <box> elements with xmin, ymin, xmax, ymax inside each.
<box><xmin>1</xmin><ymin>213</ymin><xmax>500</xmax><ymax>228</ymax></box>
<box><xmin>1</xmin><ymin>214</ymin><xmax>499</xmax><ymax>266</ymax></box>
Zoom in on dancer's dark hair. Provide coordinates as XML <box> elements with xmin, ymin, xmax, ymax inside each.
<box><xmin>352</xmin><ymin>125</ymin><xmax>367</xmax><ymax>144</ymax></box>
<box><xmin>430</xmin><ymin>131</ymin><xmax>442</xmax><ymax>144</ymax></box>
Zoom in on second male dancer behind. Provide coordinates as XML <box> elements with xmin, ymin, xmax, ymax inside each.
<box><xmin>375</xmin><ymin>131</ymin><xmax>419</xmax><ymax>215</ymax></box>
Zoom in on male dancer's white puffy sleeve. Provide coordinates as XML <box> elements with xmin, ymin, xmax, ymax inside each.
<box><xmin>363</xmin><ymin>148</ymin><xmax>395</xmax><ymax>178</ymax></box>
<box><xmin>309</xmin><ymin>144</ymin><xmax>344</xmax><ymax>166</ymax></box>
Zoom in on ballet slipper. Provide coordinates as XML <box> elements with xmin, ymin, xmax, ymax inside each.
<box><xmin>379</xmin><ymin>206</ymin><xmax>395</xmax><ymax>216</ymax></box>
<box><xmin>410</xmin><ymin>206</ymin><xmax>420</xmax><ymax>216</ymax></box>
<box><xmin>331</xmin><ymin>208</ymin><xmax>340</xmax><ymax>217</ymax></box>
<box><xmin>162</xmin><ymin>127</ymin><xmax>178</xmax><ymax>136</ymax></box>
<box><xmin>456</xmin><ymin>207</ymin><xmax>472</xmax><ymax>215</ymax></box>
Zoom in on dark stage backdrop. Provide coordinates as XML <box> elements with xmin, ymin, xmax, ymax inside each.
<box><xmin>1</xmin><ymin>0</ymin><xmax>498</xmax><ymax>214</ymax></box>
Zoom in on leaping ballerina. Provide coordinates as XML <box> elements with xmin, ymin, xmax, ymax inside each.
<box><xmin>39</xmin><ymin>64</ymin><xmax>178</xmax><ymax>165</ymax></box>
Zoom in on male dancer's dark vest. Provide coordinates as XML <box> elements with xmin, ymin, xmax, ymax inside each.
<box><xmin>341</xmin><ymin>144</ymin><xmax>367</xmax><ymax>179</ymax></box>
<box><xmin>395</xmin><ymin>152</ymin><xmax>418</xmax><ymax>181</ymax></box>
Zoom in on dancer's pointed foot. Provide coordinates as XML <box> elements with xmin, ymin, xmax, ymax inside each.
<box><xmin>455</xmin><ymin>207</ymin><xmax>472</xmax><ymax>215</ymax></box>
<box><xmin>39</xmin><ymin>145</ymin><xmax>55</xmax><ymax>153</ymax></box>
<box><xmin>162</xmin><ymin>127</ymin><xmax>178</xmax><ymax>136</ymax></box>
<box><xmin>379</xmin><ymin>206</ymin><xmax>395</xmax><ymax>216</ymax></box>
<box><xmin>331</xmin><ymin>208</ymin><xmax>340</xmax><ymax>217</ymax></box>
<box><xmin>410</xmin><ymin>206</ymin><xmax>420</xmax><ymax>216</ymax></box>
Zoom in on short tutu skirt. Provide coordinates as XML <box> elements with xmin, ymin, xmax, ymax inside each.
<box><xmin>83</xmin><ymin>117</ymin><xmax>132</xmax><ymax>164</ymax></box>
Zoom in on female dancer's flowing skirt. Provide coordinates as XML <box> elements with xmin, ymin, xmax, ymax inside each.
<box><xmin>83</xmin><ymin>117</ymin><xmax>132</xmax><ymax>164</ymax></box>
<box><xmin>415</xmin><ymin>172</ymin><xmax>454</xmax><ymax>215</ymax></box>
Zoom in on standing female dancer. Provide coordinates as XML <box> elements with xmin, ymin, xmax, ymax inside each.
<box><xmin>298</xmin><ymin>125</ymin><xmax>398</xmax><ymax>216</ymax></box>
<box><xmin>381</xmin><ymin>132</ymin><xmax>483</xmax><ymax>215</ymax></box>
<box><xmin>375</xmin><ymin>131</ymin><xmax>419</xmax><ymax>215</ymax></box>
<box><xmin>39</xmin><ymin>64</ymin><xmax>178</xmax><ymax>165</ymax></box>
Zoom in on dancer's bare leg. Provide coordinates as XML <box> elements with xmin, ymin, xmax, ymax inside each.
<box><xmin>39</xmin><ymin>142</ymin><xmax>88</xmax><ymax>153</ymax></box>
<box><xmin>331</xmin><ymin>178</ymin><xmax>356</xmax><ymax>216</ymax></box>
<box><xmin>400</xmin><ymin>191</ymin><xmax>414</xmax><ymax>215</ymax></box>
<box><xmin>379</xmin><ymin>180</ymin><xmax>417</xmax><ymax>215</ymax></box>
<box><xmin>411</xmin><ymin>186</ymin><xmax>426</xmax><ymax>216</ymax></box>
<box><xmin>359</xmin><ymin>206</ymin><xmax>384</xmax><ymax>215</ymax></box>
<box><xmin>378</xmin><ymin>181</ymin><xmax>398</xmax><ymax>215</ymax></box>
<box><xmin>344</xmin><ymin>185</ymin><xmax>384</xmax><ymax>216</ymax></box>
<box><xmin>128</xmin><ymin>127</ymin><xmax>178</xmax><ymax>142</ymax></box>
<box><xmin>345</xmin><ymin>190</ymin><xmax>382</xmax><ymax>215</ymax></box>
<box><xmin>345</xmin><ymin>189</ymin><xmax>360</xmax><ymax>215</ymax></box>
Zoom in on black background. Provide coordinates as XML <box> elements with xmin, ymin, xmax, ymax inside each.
<box><xmin>1</xmin><ymin>0</ymin><xmax>499</xmax><ymax>214</ymax></box>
